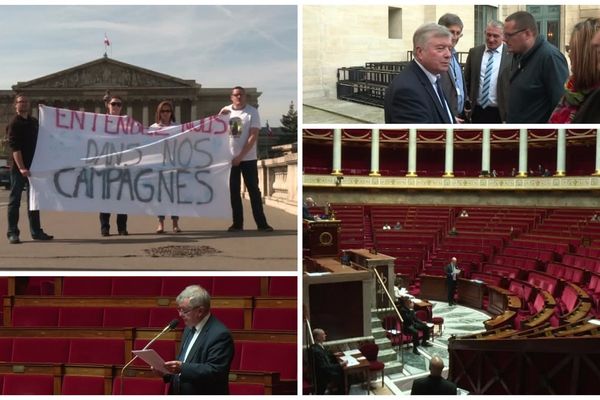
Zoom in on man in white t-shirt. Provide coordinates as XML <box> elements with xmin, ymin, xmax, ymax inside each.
<box><xmin>220</xmin><ymin>86</ymin><xmax>273</xmax><ymax>232</ymax></box>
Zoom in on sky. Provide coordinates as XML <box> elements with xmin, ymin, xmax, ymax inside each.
<box><xmin>0</xmin><ymin>5</ymin><xmax>297</xmax><ymax>127</ymax></box>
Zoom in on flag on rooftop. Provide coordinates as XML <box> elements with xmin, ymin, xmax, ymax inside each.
<box><xmin>104</xmin><ymin>33</ymin><xmax>110</xmax><ymax>46</ymax></box>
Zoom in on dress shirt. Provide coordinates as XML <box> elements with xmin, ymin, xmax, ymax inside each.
<box><xmin>477</xmin><ymin>44</ymin><xmax>503</xmax><ymax>107</ymax></box>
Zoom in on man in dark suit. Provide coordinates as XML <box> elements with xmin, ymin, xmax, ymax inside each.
<box><xmin>464</xmin><ymin>20</ymin><xmax>512</xmax><ymax>123</ymax></box>
<box><xmin>384</xmin><ymin>23</ymin><xmax>454</xmax><ymax>123</ymax></box>
<box><xmin>438</xmin><ymin>13</ymin><xmax>467</xmax><ymax>121</ymax></box>
<box><xmin>445</xmin><ymin>257</ymin><xmax>461</xmax><ymax>306</ymax></box>
<box><xmin>159</xmin><ymin>285</ymin><xmax>234</xmax><ymax>395</ymax></box>
<box><xmin>309</xmin><ymin>328</ymin><xmax>346</xmax><ymax>394</ymax></box>
<box><xmin>399</xmin><ymin>297</ymin><xmax>433</xmax><ymax>355</ymax></box>
<box><xmin>411</xmin><ymin>356</ymin><xmax>457</xmax><ymax>395</ymax></box>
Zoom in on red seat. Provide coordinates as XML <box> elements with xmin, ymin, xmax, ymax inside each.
<box><xmin>0</xmin><ymin>338</ymin><xmax>13</xmax><ymax>362</ymax></box>
<box><xmin>229</xmin><ymin>382</ymin><xmax>265</xmax><ymax>395</ymax></box>
<box><xmin>2</xmin><ymin>374</ymin><xmax>54</xmax><ymax>394</ymax></box>
<box><xmin>148</xmin><ymin>307</ymin><xmax>180</xmax><ymax>328</ymax></box>
<box><xmin>211</xmin><ymin>308</ymin><xmax>246</xmax><ymax>330</ymax></box>
<box><xmin>239</xmin><ymin>342</ymin><xmax>296</xmax><ymax>380</ymax></box>
<box><xmin>61</xmin><ymin>375</ymin><xmax>106</xmax><ymax>395</ymax></box>
<box><xmin>212</xmin><ymin>277</ymin><xmax>262</xmax><ymax>296</ymax></box>
<box><xmin>112</xmin><ymin>376</ymin><xmax>167</xmax><ymax>395</ymax></box>
<box><xmin>359</xmin><ymin>343</ymin><xmax>385</xmax><ymax>387</ymax></box>
<box><xmin>160</xmin><ymin>277</ymin><xmax>214</xmax><ymax>296</ymax></box>
<box><xmin>268</xmin><ymin>277</ymin><xmax>297</xmax><ymax>297</ymax></box>
<box><xmin>230</xmin><ymin>341</ymin><xmax>243</xmax><ymax>370</ymax></box>
<box><xmin>111</xmin><ymin>277</ymin><xmax>162</xmax><ymax>296</ymax></box>
<box><xmin>12</xmin><ymin>338</ymin><xmax>69</xmax><ymax>363</ymax></box>
<box><xmin>252</xmin><ymin>308</ymin><xmax>296</xmax><ymax>331</ymax></box>
<box><xmin>58</xmin><ymin>307</ymin><xmax>104</xmax><ymax>327</ymax></box>
<box><xmin>103</xmin><ymin>307</ymin><xmax>150</xmax><ymax>328</ymax></box>
<box><xmin>68</xmin><ymin>338</ymin><xmax>125</xmax><ymax>365</ymax></box>
<box><xmin>62</xmin><ymin>277</ymin><xmax>112</xmax><ymax>296</ymax></box>
<box><xmin>12</xmin><ymin>306</ymin><xmax>59</xmax><ymax>327</ymax></box>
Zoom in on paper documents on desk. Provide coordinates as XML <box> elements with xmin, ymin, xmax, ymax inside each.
<box><xmin>132</xmin><ymin>349</ymin><xmax>169</xmax><ymax>374</ymax></box>
<box><xmin>340</xmin><ymin>355</ymin><xmax>359</xmax><ymax>367</ymax></box>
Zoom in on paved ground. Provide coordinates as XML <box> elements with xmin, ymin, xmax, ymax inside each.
<box><xmin>303</xmin><ymin>97</ymin><xmax>383</xmax><ymax>124</ymax></box>
<box><xmin>0</xmin><ymin>190</ymin><xmax>297</xmax><ymax>271</ymax></box>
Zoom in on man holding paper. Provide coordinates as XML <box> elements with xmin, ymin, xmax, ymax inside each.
<box><xmin>156</xmin><ymin>285</ymin><xmax>234</xmax><ymax>395</ymax></box>
<box><xmin>445</xmin><ymin>257</ymin><xmax>461</xmax><ymax>306</ymax></box>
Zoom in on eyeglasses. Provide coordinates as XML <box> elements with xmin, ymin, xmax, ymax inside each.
<box><xmin>504</xmin><ymin>28</ymin><xmax>526</xmax><ymax>39</ymax></box>
<box><xmin>231</xmin><ymin>93</ymin><xmax>244</xmax><ymax>97</ymax></box>
<box><xmin>110</xmin><ymin>102</ymin><xmax>122</xmax><ymax>107</ymax></box>
<box><xmin>160</xmin><ymin>109</ymin><xmax>172</xmax><ymax>113</ymax></box>
<box><xmin>177</xmin><ymin>306</ymin><xmax>199</xmax><ymax>315</ymax></box>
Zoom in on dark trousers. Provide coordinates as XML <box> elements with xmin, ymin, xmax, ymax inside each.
<box><xmin>7</xmin><ymin>168</ymin><xmax>42</xmax><ymax>238</ymax></box>
<box><xmin>471</xmin><ymin>105</ymin><xmax>502</xmax><ymax>123</ymax></box>
<box><xmin>229</xmin><ymin>160</ymin><xmax>268</xmax><ymax>228</ymax></box>
<box><xmin>405</xmin><ymin>321</ymin><xmax>431</xmax><ymax>346</ymax></box>
<box><xmin>447</xmin><ymin>279</ymin><xmax>457</xmax><ymax>304</ymax></box>
<box><xmin>99</xmin><ymin>213</ymin><xmax>128</xmax><ymax>232</ymax></box>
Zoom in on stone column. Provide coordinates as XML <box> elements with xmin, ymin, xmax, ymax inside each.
<box><xmin>555</xmin><ymin>128</ymin><xmax>566</xmax><ymax>176</ymax></box>
<box><xmin>142</xmin><ymin>105</ymin><xmax>149</xmax><ymax>127</ymax></box>
<box><xmin>406</xmin><ymin>128</ymin><xmax>417</xmax><ymax>176</ymax></box>
<box><xmin>594</xmin><ymin>128</ymin><xmax>600</xmax><ymax>176</ymax></box>
<box><xmin>95</xmin><ymin>106</ymin><xmax>102</xmax><ymax>113</ymax></box>
<box><xmin>443</xmin><ymin>128</ymin><xmax>454</xmax><ymax>177</ymax></box>
<box><xmin>332</xmin><ymin>128</ymin><xmax>342</xmax><ymax>175</ymax></box>
<box><xmin>126</xmin><ymin>105</ymin><xmax>133</xmax><ymax>118</ymax></box>
<box><xmin>518</xmin><ymin>128</ymin><xmax>528</xmax><ymax>177</ymax></box>
<box><xmin>482</xmin><ymin>128</ymin><xmax>491</xmax><ymax>173</ymax></box>
<box><xmin>31</xmin><ymin>105</ymin><xmax>39</xmax><ymax>119</ymax></box>
<box><xmin>190</xmin><ymin>103</ymin><xmax>197</xmax><ymax>122</ymax></box>
<box><xmin>175</xmin><ymin>104</ymin><xmax>182</xmax><ymax>124</ymax></box>
<box><xmin>369</xmin><ymin>128</ymin><xmax>381</xmax><ymax>176</ymax></box>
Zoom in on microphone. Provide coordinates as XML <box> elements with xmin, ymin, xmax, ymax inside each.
<box><xmin>120</xmin><ymin>319</ymin><xmax>179</xmax><ymax>394</ymax></box>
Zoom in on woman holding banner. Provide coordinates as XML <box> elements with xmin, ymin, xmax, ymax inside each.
<box><xmin>99</xmin><ymin>95</ymin><xmax>129</xmax><ymax>236</ymax></box>
<box><xmin>149</xmin><ymin>100</ymin><xmax>182</xmax><ymax>234</ymax></box>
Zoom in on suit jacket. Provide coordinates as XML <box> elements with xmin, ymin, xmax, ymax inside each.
<box><xmin>464</xmin><ymin>44</ymin><xmax>512</xmax><ymax>122</ymax></box>
<box><xmin>384</xmin><ymin>60</ymin><xmax>454</xmax><ymax>123</ymax></box>
<box><xmin>445</xmin><ymin>263</ymin><xmax>457</xmax><ymax>283</ymax></box>
<box><xmin>166</xmin><ymin>315</ymin><xmax>234</xmax><ymax>395</ymax></box>
<box><xmin>309</xmin><ymin>343</ymin><xmax>343</xmax><ymax>393</ymax></box>
<box><xmin>440</xmin><ymin>53</ymin><xmax>466</xmax><ymax>117</ymax></box>
<box><xmin>411</xmin><ymin>375</ymin><xmax>457</xmax><ymax>395</ymax></box>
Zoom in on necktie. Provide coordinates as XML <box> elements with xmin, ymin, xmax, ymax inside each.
<box><xmin>178</xmin><ymin>327</ymin><xmax>196</xmax><ymax>361</ymax></box>
<box><xmin>435</xmin><ymin>77</ymin><xmax>452</xmax><ymax>123</ymax></box>
<box><xmin>480</xmin><ymin>50</ymin><xmax>495</xmax><ymax>109</ymax></box>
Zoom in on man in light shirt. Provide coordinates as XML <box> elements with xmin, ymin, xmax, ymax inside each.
<box><xmin>465</xmin><ymin>20</ymin><xmax>512</xmax><ymax>122</ymax></box>
<box><xmin>445</xmin><ymin>257</ymin><xmax>461</xmax><ymax>306</ymax></box>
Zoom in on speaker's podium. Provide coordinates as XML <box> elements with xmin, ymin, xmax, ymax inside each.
<box><xmin>303</xmin><ymin>248</ymin><xmax>395</xmax><ymax>341</ymax></box>
<box><xmin>303</xmin><ymin>219</ymin><xmax>340</xmax><ymax>257</ymax></box>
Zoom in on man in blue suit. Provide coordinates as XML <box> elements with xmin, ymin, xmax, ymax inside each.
<box><xmin>384</xmin><ymin>23</ymin><xmax>454</xmax><ymax>123</ymax></box>
<box><xmin>159</xmin><ymin>285</ymin><xmax>234</xmax><ymax>395</ymax></box>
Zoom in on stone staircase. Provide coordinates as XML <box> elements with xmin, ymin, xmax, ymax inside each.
<box><xmin>371</xmin><ymin>314</ymin><xmax>404</xmax><ymax>375</ymax></box>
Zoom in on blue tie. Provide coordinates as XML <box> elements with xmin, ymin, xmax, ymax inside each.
<box><xmin>178</xmin><ymin>327</ymin><xmax>196</xmax><ymax>361</ymax></box>
<box><xmin>435</xmin><ymin>77</ymin><xmax>452</xmax><ymax>123</ymax></box>
<box><xmin>480</xmin><ymin>50</ymin><xmax>495</xmax><ymax>109</ymax></box>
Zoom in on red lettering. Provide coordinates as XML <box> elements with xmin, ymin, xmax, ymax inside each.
<box><xmin>104</xmin><ymin>115</ymin><xmax>119</xmax><ymax>134</ymax></box>
<box><xmin>91</xmin><ymin>113</ymin><xmax>98</xmax><ymax>132</ymax></box>
<box><xmin>212</xmin><ymin>116</ymin><xmax>228</xmax><ymax>134</ymax></box>
<box><xmin>55</xmin><ymin>109</ymin><xmax>70</xmax><ymax>129</ymax></box>
<box><xmin>71</xmin><ymin>110</ymin><xmax>85</xmax><ymax>130</ymax></box>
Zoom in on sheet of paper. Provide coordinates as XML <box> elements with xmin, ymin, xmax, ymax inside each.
<box><xmin>132</xmin><ymin>349</ymin><xmax>169</xmax><ymax>374</ymax></box>
<box><xmin>344</xmin><ymin>349</ymin><xmax>361</xmax><ymax>357</ymax></box>
<box><xmin>340</xmin><ymin>355</ymin><xmax>359</xmax><ymax>367</ymax></box>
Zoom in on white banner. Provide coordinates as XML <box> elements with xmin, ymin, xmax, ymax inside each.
<box><xmin>29</xmin><ymin>105</ymin><xmax>232</xmax><ymax>218</ymax></box>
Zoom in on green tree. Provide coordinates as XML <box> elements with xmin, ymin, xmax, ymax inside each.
<box><xmin>280</xmin><ymin>101</ymin><xmax>297</xmax><ymax>134</ymax></box>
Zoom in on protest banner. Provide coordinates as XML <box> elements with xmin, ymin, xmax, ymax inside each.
<box><xmin>29</xmin><ymin>105</ymin><xmax>233</xmax><ymax>218</ymax></box>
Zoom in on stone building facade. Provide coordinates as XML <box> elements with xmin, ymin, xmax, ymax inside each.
<box><xmin>0</xmin><ymin>56</ymin><xmax>260</xmax><ymax>148</ymax></box>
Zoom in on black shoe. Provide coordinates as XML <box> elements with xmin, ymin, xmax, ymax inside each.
<box><xmin>8</xmin><ymin>234</ymin><xmax>20</xmax><ymax>244</ymax></box>
<box><xmin>118</xmin><ymin>230</ymin><xmax>128</xmax><ymax>236</ymax></box>
<box><xmin>32</xmin><ymin>232</ymin><xmax>54</xmax><ymax>241</ymax></box>
<box><xmin>227</xmin><ymin>225</ymin><xmax>243</xmax><ymax>232</ymax></box>
<box><xmin>101</xmin><ymin>230</ymin><xmax>110</xmax><ymax>237</ymax></box>
<box><xmin>257</xmin><ymin>225</ymin><xmax>274</xmax><ymax>232</ymax></box>
<box><xmin>413</xmin><ymin>347</ymin><xmax>420</xmax><ymax>355</ymax></box>
<box><xmin>421</xmin><ymin>341</ymin><xmax>433</xmax><ymax>347</ymax></box>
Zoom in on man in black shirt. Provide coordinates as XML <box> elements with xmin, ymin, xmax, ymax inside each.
<box><xmin>6</xmin><ymin>95</ymin><xmax>53</xmax><ymax>244</ymax></box>
<box><xmin>399</xmin><ymin>297</ymin><xmax>433</xmax><ymax>355</ymax></box>
<box><xmin>411</xmin><ymin>356</ymin><xmax>457</xmax><ymax>395</ymax></box>
<box><xmin>310</xmin><ymin>328</ymin><xmax>346</xmax><ymax>394</ymax></box>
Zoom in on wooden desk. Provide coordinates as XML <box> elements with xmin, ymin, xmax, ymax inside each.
<box><xmin>457</xmin><ymin>279</ymin><xmax>484</xmax><ymax>309</ymax></box>
<box><xmin>338</xmin><ymin>351</ymin><xmax>369</xmax><ymax>395</ymax></box>
<box><xmin>419</xmin><ymin>275</ymin><xmax>447</xmax><ymax>302</ymax></box>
